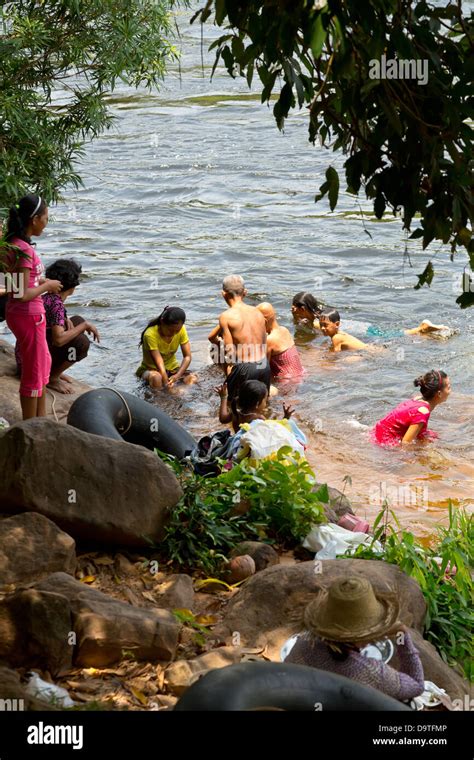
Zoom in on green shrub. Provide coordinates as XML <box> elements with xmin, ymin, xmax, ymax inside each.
<box><xmin>348</xmin><ymin>504</ymin><xmax>474</xmax><ymax>681</ymax></box>
<box><xmin>160</xmin><ymin>449</ymin><xmax>326</xmax><ymax>575</ymax></box>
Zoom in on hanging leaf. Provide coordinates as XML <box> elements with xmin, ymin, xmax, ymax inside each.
<box><xmin>414</xmin><ymin>261</ymin><xmax>434</xmax><ymax>290</ymax></box>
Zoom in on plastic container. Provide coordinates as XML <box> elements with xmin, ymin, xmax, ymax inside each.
<box><xmin>337</xmin><ymin>514</ymin><xmax>370</xmax><ymax>534</ymax></box>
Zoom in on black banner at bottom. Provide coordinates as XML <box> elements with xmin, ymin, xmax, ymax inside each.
<box><xmin>0</xmin><ymin>709</ymin><xmax>472</xmax><ymax>758</ymax></box>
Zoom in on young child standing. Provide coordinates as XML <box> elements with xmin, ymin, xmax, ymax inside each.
<box><xmin>373</xmin><ymin>370</ymin><xmax>451</xmax><ymax>445</ymax></box>
<box><xmin>3</xmin><ymin>194</ymin><xmax>63</xmax><ymax>419</ymax></box>
<box><xmin>137</xmin><ymin>306</ymin><xmax>196</xmax><ymax>389</ymax></box>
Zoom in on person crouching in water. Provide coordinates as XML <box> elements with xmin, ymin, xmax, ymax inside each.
<box><xmin>137</xmin><ymin>305</ymin><xmax>196</xmax><ymax>389</ymax></box>
<box><xmin>286</xmin><ymin>577</ymin><xmax>424</xmax><ymax>703</ymax></box>
<box><xmin>373</xmin><ymin>370</ymin><xmax>450</xmax><ymax>446</ymax></box>
<box><xmin>40</xmin><ymin>259</ymin><xmax>100</xmax><ymax>393</ymax></box>
<box><xmin>257</xmin><ymin>302</ymin><xmax>305</xmax><ymax>380</ymax></box>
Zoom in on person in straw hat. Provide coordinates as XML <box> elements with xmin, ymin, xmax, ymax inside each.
<box><xmin>286</xmin><ymin>576</ymin><xmax>424</xmax><ymax>702</ymax></box>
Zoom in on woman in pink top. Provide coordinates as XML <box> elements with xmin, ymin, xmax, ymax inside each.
<box><xmin>3</xmin><ymin>194</ymin><xmax>62</xmax><ymax>419</ymax></box>
<box><xmin>373</xmin><ymin>369</ymin><xmax>451</xmax><ymax>446</ymax></box>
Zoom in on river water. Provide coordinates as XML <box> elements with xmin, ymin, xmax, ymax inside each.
<box><xmin>4</xmin><ymin>7</ymin><xmax>473</xmax><ymax>535</ymax></box>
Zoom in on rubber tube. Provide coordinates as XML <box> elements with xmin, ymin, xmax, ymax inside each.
<box><xmin>174</xmin><ymin>662</ymin><xmax>412</xmax><ymax>711</ymax></box>
<box><xmin>67</xmin><ymin>388</ymin><xmax>196</xmax><ymax>459</ymax></box>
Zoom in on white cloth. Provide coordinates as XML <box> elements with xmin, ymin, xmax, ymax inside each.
<box><xmin>303</xmin><ymin>522</ymin><xmax>383</xmax><ymax>558</ymax></box>
<box><xmin>238</xmin><ymin>419</ymin><xmax>305</xmax><ymax>460</ymax></box>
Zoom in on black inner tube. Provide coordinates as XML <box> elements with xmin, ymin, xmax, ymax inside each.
<box><xmin>174</xmin><ymin>662</ymin><xmax>412</xmax><ymax>712</ymax></box>
<box><xmin>67</xmin><ymin>388</ymin><xmax>196</xmax><ymax>459</ymax></box>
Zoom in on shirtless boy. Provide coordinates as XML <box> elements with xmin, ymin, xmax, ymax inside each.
<box><xmin>320</xmin><ymin>308</ymin><xmax>372</xmax><ymax>351</ymax></box>
<box><xmin>208</xmin><ymin>275</ymin><xmax>270</xmax><ymax>399</ymax></box>
<box><xmin>257</xmin><ymin>302</ymin><xmax>304</xmax><ymax>379</ymax></box>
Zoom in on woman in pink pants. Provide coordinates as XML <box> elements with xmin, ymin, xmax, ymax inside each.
<box><xmin>3</xmin><ymin>194</ymin><xmax>62</xmax><ymax>419</ymax></box>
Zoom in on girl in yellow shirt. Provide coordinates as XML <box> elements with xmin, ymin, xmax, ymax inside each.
<box><xmin>137</xmin><ymin>306</ymin><xmax>196</xmax><ymax>389</ymax></box>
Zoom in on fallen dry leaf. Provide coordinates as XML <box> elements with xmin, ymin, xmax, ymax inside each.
<box><xmin>80</xmin><ymin>575</ymin><xmax>96</xmax><ymax>584</ymax></box>
<box><xmin>141</xmin><ymin>591</ymin><xmax>156</xmax><ymax>603</ymax></box>
<box><xmin>130</xmin><ymin>687</ymin><xmax>148</xmax><ymax>706</ymax></box>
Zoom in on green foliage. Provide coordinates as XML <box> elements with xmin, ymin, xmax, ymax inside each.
<box><xmin>160</xmin><ymin>449</ymin><xmax>326</xmax><ymax>575</ymax></box>
<box><xmin>0</xmin><ymin>0</ymin><xmax>181</xmax><ymax>210</ymax></box>
<box><xmin>349</xmin><ymin>503</ymin><xmax>474</xmax><ymax>681</ymax></box>
<box><xmin>194</xmin><ymin>1</ymin><xmax>474</xmax><ymax>306</ymax></box>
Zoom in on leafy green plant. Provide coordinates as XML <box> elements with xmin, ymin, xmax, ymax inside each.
<box><xmin>160</xmin><ymin>449</ymin><xmax>327</xmax><ymax>575</ymax></box>
<box><xmin>0</xmin><ymin>0</ymin><xmax>180</xmax><ymax>209</ymax></box>
<box><xmin>348</xmin><ymin>503</ymin><xmax>474</xmax><ymax>681</ymax></box>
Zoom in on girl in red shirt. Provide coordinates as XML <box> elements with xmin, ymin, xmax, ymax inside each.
<box><xmin>373</xmin><ymin>370</ymin><xmax>451</xmax><ymax>446</ymax></box>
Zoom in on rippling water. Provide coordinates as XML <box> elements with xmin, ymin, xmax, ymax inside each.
<box><xmin>3</xmin><ymin>7</ymin><xmax>473</xmax><ymax>534</ymax></box>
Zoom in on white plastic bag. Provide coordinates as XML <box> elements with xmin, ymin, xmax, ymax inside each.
<box><xmin>25</xmin><ymin>673</ymin><xmax>75</xmax><ymax>708</ymax></box>
<box><xmin>238</xmin><ymin>419</ymin><xmax>305</xmax><ymax>460</ymax></box>
<box><xmin>303</xmin><ymin>522</ymin><xmax>382</xmax><ymax>558</ymax></box>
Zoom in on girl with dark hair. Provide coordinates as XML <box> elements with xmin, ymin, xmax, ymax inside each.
<box><xmin>373</xmin><ymin>370</ymin><xmax>450</xmax><ymax>445</ymax></box>
<box><xmin>2</xmin><ymin>194</ymin><xmax>63</xmax><ymax>419</ymax></box>
<box><xmin>136</xmin><ymin>306</ymin><xmax>196</xmax><ymax>389</ymax></box>
<box><xmin>291</xmin><ymin>291</ymin><xmax>324</xmax><ymax>328</ymax></box>
<box><xmin>215</xmin><ymin>379</ymin><xmax>296</xmax><ymax>433</ymax></box>
<box><xmin>42</xmin><ymin>259</ymin><xmax>100</xmax><ymax>393</ymax></box>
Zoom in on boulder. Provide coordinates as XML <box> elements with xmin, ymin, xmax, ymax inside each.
<box><xmin>0</xmin><ymin>418</ymin><xmax>183</xmax><ymax>547</ymax></box>
<box><xmin>0</xmin><ymin>588</ymin><xmax>74</xmax><ymax>675</ymax></box>
<box><xmin>0</xmin><ymin>667</ymin><xmax>60</xmax><ymax>711</ymax></box>
<box><xmin>0</xmin><ymin>339</ymin><xmax>91</xmax><ymax>425</ymax></box>
<box><xmin>313</xmin><ymin>482</ymin><xmax>355</xmax><ymax>521</ymax></box>
<box><xmin>229</xmin><ymin>542</ymin><xmax>279</xmax><ymax>572</ymax></box>
<box><xmin>216</xmin><ymin>560</ymin><xmax>426</xmax><ymax>656</ymax></box>
<box><xmin>0</xmin><ymin>512</ymin><xmax>76</xmax><ymax>586</ymax></box>
<box><xmin>0</xmin><ymin>572</ymin><xmax>180</xmax><ymax>673</ymax></box>
<box><xmin>165</xmin><ymin>646</ymin><xmax>242</xmax><ymax>696</ymax></box>
<box><xmin>154</xmin><ymin>574</ymin><xmax>195</xmax><ymax>612</ymax></box>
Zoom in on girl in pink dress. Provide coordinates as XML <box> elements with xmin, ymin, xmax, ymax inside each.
<box><xmin>3</xmin><ymin>194</ymin><xmax>63</xmax><ymax>419</ymax></box>
<box><xmin>373</xmin><ymin>370</ymin><xmax>451</xmax><ymax>446</ymax></box>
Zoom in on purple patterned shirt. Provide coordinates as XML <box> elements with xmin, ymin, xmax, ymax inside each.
<box><xmin>286</xmin><ymin>630</ymin><xmax>424</xmax><ymax>701</ymax></box>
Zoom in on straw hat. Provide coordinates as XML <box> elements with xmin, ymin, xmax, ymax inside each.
<box><xmin>304</xmin><ymin>576</ymin><xmax>400</xmax><ymax>645</ymax></box>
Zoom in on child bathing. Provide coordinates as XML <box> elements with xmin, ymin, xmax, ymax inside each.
<box><xmin>320</xmin><ymin>308</ymin><xmax>451</xmax><ymax>351</ymax></box>
<box><xmin>320</xmin><ymin>308</ymin><xmax>372</xmax><ymax>351</ymax></box>
<box><xmin>215</xmin><ymin>379</ymin><xmax>294</xmax><ymax>433</ymax></box>
<box><xmin>137</xmin><ymin>306</ymin><xmax>197</xmax><ymax>389</ymax></box>
<box><xmin>257</xmin><ymin>302</ymin><xmax>304</xmax><ymax>380</ymax></box>
<box><xmin>373</xmin><ymin>370</ymin><xmax>451</xmax><ymax>445</ymax></box>
<box><xmin>292</xmin><ymin>291</ymin><xmax>450</xmax><ymax>339</ymax></box>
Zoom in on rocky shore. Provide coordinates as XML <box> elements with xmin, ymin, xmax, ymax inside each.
<box><xmin>0</xmin><ymin>338</ymin><xmax>470</xmax><ymax>711</ymax></box>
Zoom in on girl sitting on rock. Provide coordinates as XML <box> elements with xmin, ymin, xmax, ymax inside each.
<box><xmin>285</xmin><ymin>576</ymin><xmax>424</xmax><ymax>703</ymax></box>
<box><xmin>137</xmin><ymin>306</ymin><xmax>196</xmax><ymax>389</ymax></box>
<box><xmin>373</xmin><ymin>370</ymin><xmax>450</xmax><ymax>445</ymax></box>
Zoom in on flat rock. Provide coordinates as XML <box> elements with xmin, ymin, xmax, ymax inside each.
<box><xmin>0</xmin><ymin>418</ymin><xmax>183</xmax><ymax>547</ymax></box>
<box><xmin>38</xmin><ymin>572</ymin><xmax>181</xmax><ymax>667</ymax></box>
<box><xmin>0</xmin><ymin>339</ymin><xmax>91</xmax><ymax>425</ymax></box>
<box><xmin>154</xmin><ymin>574</ymin><xmax>195</xmax><ymax>612</ymax></box>
<box><xmin>165</xmin><ymin>646</ymin><xmax>242</xmax><ymax>696</ymax></box>
<box><xmin>0</xmin><ymin>512</ymin><xmax>76</xmax><ymax>586</ymax></box>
